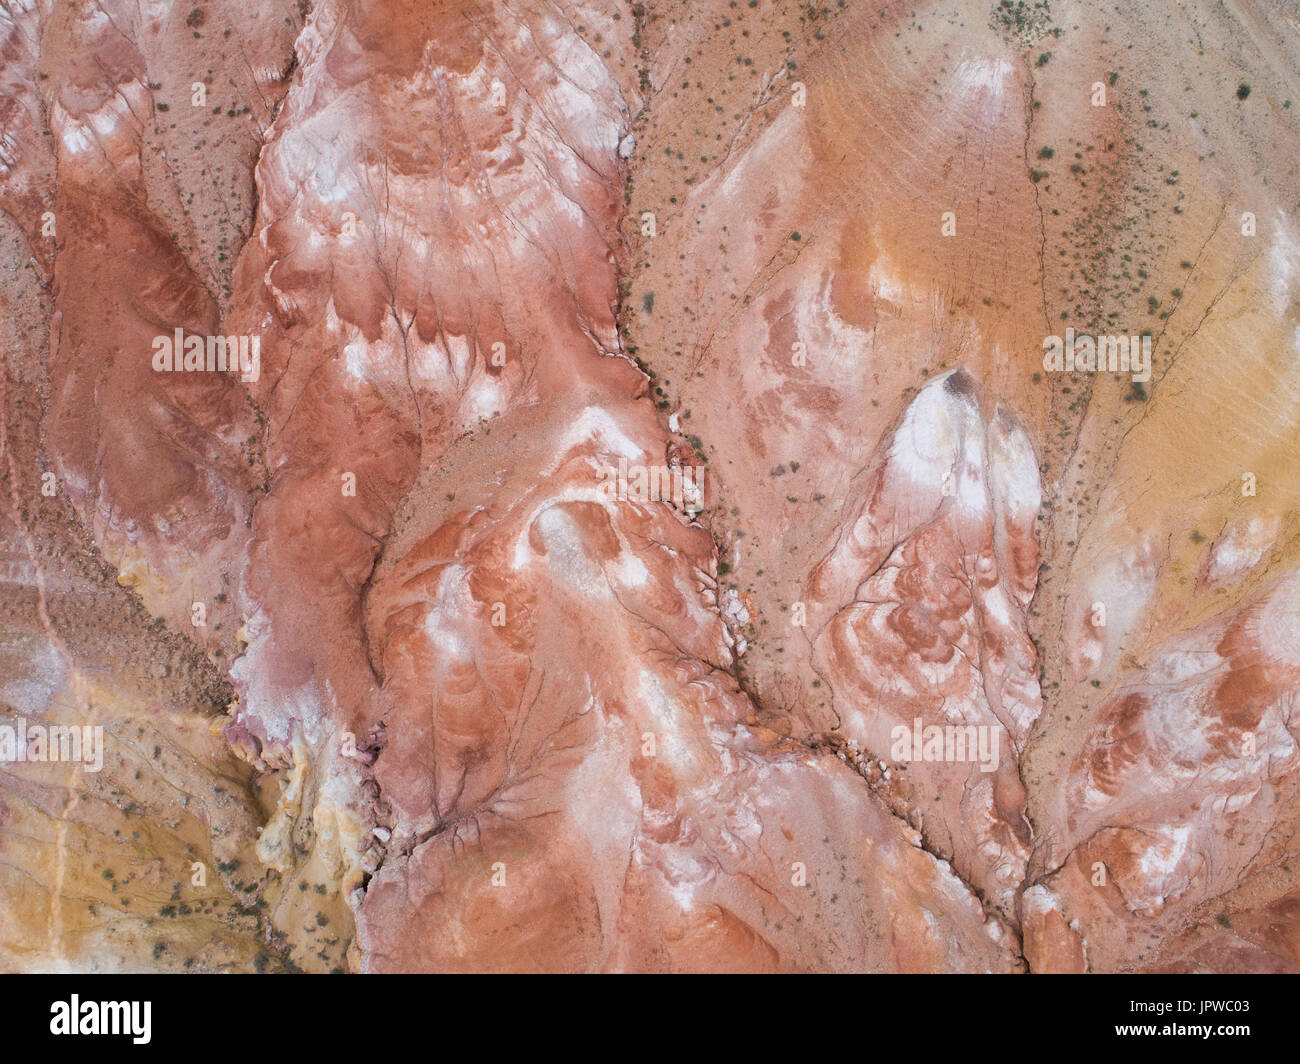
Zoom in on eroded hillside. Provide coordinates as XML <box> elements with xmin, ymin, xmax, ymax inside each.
<box><xmin>1</xmin><ymin>0</ymin><xmax>1298</xmax><ymax>972</ymax></box>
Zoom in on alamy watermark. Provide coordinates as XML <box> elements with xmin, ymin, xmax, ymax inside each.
<box><xmin>0</xmin><ymin>718</ymin><xmax>104</xmax><ymax>773</ymax></box>
<box><xmin>50</xmin><ymin>996</ymin><xmax>150</xmax><ymax>1044</ymax></box>
<box><xmin>598</xmin><ymin>457</ymin><xmax>704</xmax><ymax>515</ymax></box>
<box><xmin>1043</xmin><ymin>328</ymin><xmax>1151</xmax><ymax>383</ymax></box>
<box><xmin>889</xmin><ymin>717</ymin><xmax>1000</xmax><ymax>773</ymax></box>
<box><xmin>151</xmin><ymin>329</ymin><xmax>260</xmax><ymax>383</ymax></box>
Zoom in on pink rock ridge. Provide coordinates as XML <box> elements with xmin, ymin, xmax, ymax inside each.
<box><xmin>808</xmin><ymin>369</ymin><xmax>1043</xmax><ymax>924</ymax></box>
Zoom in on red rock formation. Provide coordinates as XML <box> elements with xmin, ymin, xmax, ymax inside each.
<box><xmin>1</xmin><ymin>0</ymin><xmax>1299</xmax><ymax>973</ymax></box>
